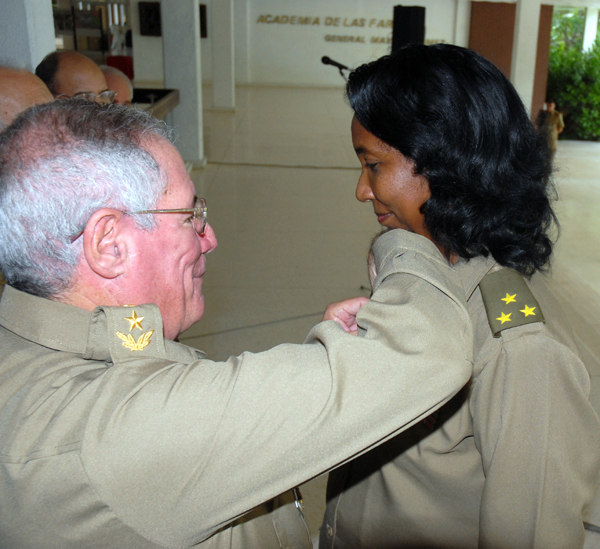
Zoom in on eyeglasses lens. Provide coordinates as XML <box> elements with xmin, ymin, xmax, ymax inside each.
<box><xmin>195</xmin><ymin>199</ymin><xmax>207</xmax><ymax>235</ymax></box>
<box><xmin>98</xmin><ymin>91</ymin><xmax>116</xmax><ymax>104</ymax></box>
<box><xmin>72</xmin><ymin>91</ymin><xmax>115</xmax><ymax>104</ymax></box>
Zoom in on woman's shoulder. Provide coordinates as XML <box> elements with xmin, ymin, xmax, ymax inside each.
<box><xmin>462</xmin><ymin>260</ymin><xmax>587</xmax><ymax>380</ymax></box>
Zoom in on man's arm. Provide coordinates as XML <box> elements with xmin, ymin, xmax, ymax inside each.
<box><xmin>322</xmin><ymin>296</ymin><xmax>369</xmax><ymax>334</ymax></box>
<box><xmin>82</xmin><ymin>230</ymin><xmax>473</xmax><ymax>546</ymax></box>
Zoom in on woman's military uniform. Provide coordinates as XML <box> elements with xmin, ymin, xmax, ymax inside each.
<box><xmin>322</xmin><ymin>255</ymin><xmax>600</xmax><ymax>549</ymax></box>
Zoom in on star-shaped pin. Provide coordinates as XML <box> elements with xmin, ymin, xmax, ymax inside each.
<box><xmin>497</xmin><ymin>312</ymin><xmax>512</xmax><ymax>324</ymax></box>
<box><xmin>520</xmin><ymin>305</ymin><xmax>536</xmax><ymax>317</ymax></box>
<box><xmin>501</xmin><ymin>293</ymin><xmax>517</xmax><ymax>304</ymax></box>
<box><xmin>125</xmin><ymin>310</ymin><xmax>144</xmax><ymax>331</ymax></box>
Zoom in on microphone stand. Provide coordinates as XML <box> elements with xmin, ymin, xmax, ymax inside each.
<box><xmin>321</xmin><ymin>56</ymin><xmax>350</xmax><ymax>81</ymax></box>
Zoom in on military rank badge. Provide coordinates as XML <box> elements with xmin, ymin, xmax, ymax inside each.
<box><xmin>116</xmin><ymin>309</ymin><xmax>154</xmax><ymax>351</ymax></box>
<box><xmin>479</xmin><ymin>268</ymin><xmax>545</xmax><ymax>337</ymax></box>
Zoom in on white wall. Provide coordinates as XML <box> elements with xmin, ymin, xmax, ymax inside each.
<box><xmin>135</xmin><ymin>0</ymin><xmax>600</xmax><ymax>90</ymax></box>
<box><xmin>245</xmin><ymin>0</ymin><xmax>458</xmax><ymax>87</ymax></box>
<box><xmin>130</xmin><ymin>0</ymin><xmax>461</xmax><ymax>88</ymax></box>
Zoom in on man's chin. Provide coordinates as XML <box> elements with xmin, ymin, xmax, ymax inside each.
<box><xmin>181</xmin><ymin>299</ymin><xmax>205</xmax><ymax>334</ymax></box>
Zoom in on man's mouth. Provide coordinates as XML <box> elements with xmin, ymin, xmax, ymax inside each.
<box><xmin>193</xmin><ymin>256</ymin><xmax>206</xmax><ymax>278</ymax></box>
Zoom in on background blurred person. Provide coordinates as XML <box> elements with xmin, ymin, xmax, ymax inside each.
<box><xmin>0</xmin><ymin>66</ymin><xmax>52</xmax><ymax>130</ymax></box>
<box><xmin>545</xmin><ymin>100</ymin><xmax>565</xmax><ymax>157</ymax></box>
<box><xmin>36</xmin><ymin>51</ymin><xmax>114</xmax><ymax>104</ymax></box>
<box><xmin>101</xmin><ymin>65</ymin><xmax>133</xmax><ymax>106</ymax></box>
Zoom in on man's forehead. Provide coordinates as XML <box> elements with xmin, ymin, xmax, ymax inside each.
<box><xmin>104</xmin><ymin>72</ymin><xmax>131</xmax><ymax>95</ymax></box>
<box><xmin>145</xmin><ymin>137</ymin><xmax>195</xmax><ymax>201</ymax></box>
<box><xmin>57</xmin><ymin>54</ymin><xmax>108</xmax><ymax>94</ymax></box>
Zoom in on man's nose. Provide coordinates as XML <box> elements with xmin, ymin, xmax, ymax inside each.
<box><xmin>201</xmin><ymin>223</ymin><xmax>218</xmax><ymax>253</ymax></box>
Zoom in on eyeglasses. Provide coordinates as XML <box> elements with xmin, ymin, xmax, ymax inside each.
<box><xmin>132</xmin><ymin>197</ymin><xmax>208</xmax><ymax>235</ymax></box>
<box><xmin>69</xmin><ymin>197</ymin><xmax>207</xmax><ymax>243</ymax></box>
<box><xmin>56</xmin><ymin>90</ymin><xmax>116</xmax><ymax>104</ymax></box>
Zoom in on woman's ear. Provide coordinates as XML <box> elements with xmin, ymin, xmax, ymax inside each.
<box><xmin>81</xmin><ymin>209</ymin><xmax>129</xmax><ymax>279</ymax></box>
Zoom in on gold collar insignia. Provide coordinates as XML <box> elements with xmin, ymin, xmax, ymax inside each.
<box><xmin>117</xmin><ymin>309</ymin><xmax>153</xmax><ymax>351</ymax></box>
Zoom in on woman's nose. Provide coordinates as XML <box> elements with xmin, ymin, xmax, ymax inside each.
<box><xmin>356</xmin><ymin>173</ymin><xmax>374</xmax><ymax>203</ymax></box>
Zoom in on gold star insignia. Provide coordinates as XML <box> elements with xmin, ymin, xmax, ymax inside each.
<box><xmin>497</xmin><ymin>312</ymin><xmax>512</xmax><ymax>324</ymax></box>
<box><xmin>125</xmin><ymin>310</ymin><xmax>144</xmax><ymax>331</ymax></box>
<box><xmin>501</xmin><ymin>293</ymin><xmax>517</xmax><ymax>304</ymax></box>
<box><xmin>520</xmin><ymin>305</ymin><xmax>536</xmax><ymax>317</ymax></box>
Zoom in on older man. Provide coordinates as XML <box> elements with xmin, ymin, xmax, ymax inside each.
<box><xmin>36</xmin><ymin>50</ymin><xmax>114</xmax><ymax>104</ymax></box>
<box><xmin>0</xmin><ymin>101</ymin><xmax>472</xmax><ymax>547</ymax></box>
<box><xmin>0</xmin><ymin>66</ymin><xmax>53</xmax><ymax>129</ymax></box>
<box><xmin>101</xmin><ymin>65</ymin><xmax>133</xmax><ymax>105</ymax></box>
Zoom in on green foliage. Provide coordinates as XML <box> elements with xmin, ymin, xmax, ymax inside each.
<box><xmin>547</xmin><ymin>9</ymin><xmax>600</xmax><ymax>140</ymax></box>
<box><xmin>551</xmin><ymin>9</ymin><xmax>585</xmax><ymax>50</ymax></box>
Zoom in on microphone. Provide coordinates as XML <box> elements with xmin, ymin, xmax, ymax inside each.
<box><xmin>321</xmin><ymin>56</ymin><xmax>349</xmax><ymax>71</ymax></box>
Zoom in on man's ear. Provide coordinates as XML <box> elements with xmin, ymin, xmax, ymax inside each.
<box><xmin>81</xmin><ymin>209</ymin><xmax>129</xmax><ymax>279</ymax></box>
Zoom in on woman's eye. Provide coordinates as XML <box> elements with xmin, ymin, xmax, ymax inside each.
<box><xmin>365</xmin><ymin>162</ymin><xmax>378</xmax><ymax>171</ymax></box>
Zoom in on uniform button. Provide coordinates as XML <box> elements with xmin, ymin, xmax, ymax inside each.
<box><xmin>327</xmin><ymin>525</ymin><xmax>334</xmax><ymax>538</ymax></box>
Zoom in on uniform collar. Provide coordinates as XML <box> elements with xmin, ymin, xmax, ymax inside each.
<box><xmin>453</xmin><ymin>255</ymin><xmax>498</xmax><ymax>300</ymax></box>
<box><xmin>0</xmin><ymin>285</ymin><xmax>167</xmax><ymax>363</ymax></box>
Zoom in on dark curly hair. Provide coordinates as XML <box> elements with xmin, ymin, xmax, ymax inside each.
<box><xmin>347</xmin><ymin>44</ymin><xmax>556</xmax><ymax>276</ymax></box>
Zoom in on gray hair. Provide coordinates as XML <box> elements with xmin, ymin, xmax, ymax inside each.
<box><xmin>0</xmin><ymin>100</ymin><xmax>172</xmax><ymax>298</ymax></box>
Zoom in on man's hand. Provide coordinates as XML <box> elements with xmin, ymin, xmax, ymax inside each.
<box><xmin>322</xmin><ymin>297</ymin><xmax>370</xmax><ymax>335</ymax></box>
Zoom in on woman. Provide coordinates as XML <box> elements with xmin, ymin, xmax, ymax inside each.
<box><xmin>321</xmin><ymin>44</ymin><xmax>600</xmax><ymax>549</ymax></box>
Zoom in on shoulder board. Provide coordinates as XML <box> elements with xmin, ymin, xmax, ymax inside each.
<box><xmin>478</xmin><ymin>268</ymin><xmax>545</xmax><ymax>338</ymax></box>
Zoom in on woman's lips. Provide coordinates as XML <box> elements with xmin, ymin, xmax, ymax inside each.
<box><xmin>377</xmin><ymin>213</ymin><xmax>392</xmax><ymax>224</ymax></box>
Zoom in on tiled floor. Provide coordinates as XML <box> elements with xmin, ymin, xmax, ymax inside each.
<box><xmin>181</xmin><ymin>86</ymin><xmax>600</xmax><ymax>547</ymax></box>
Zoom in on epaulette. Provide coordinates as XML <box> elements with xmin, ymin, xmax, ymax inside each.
<box><xmin>479</xmin><ymin>268</ymin><xmax>545</xmax><ymax>338</ymax></box>
<box><xmin>101</xmin><ymin>304</ymin><xmax>166</xmax><ymax>360</ymax></box>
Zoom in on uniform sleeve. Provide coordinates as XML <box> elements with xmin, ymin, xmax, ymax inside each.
<box><xmin>81</xmin><ymin>230</ymin><xmax>473</xmax><ymax>547</ymax></box>
<box><xmin>472</xmin><ymin>325</ymin><xmax>600</xmax><ymax>549</ymax></box>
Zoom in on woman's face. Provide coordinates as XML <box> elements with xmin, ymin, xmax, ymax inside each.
<box><xmin>352</xmin><ymin>116</ymin><xmax>432</xmax><ymax>240</ymax></box>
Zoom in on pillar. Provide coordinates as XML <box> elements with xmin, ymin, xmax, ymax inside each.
<box><xmin>161</xmin><ymin>0</ymin><xmax>206</xmax><ymax>167</ymax></box>
<box><xmin>234</xmin><ymin>0</ymin><xmax>250</xmax><ymax>84</ymax></box>
<box><xmin>0</xmin><ymin>0</ymin><xmax>55</xmax><ymax>70</ymax></box>
<box><xmin>211</xmin><ymin>0</ymin><xmax>236</xmax><ymax>110</ymax></box>
<box><xmin>454</xmin><ymin>0</ymin><xmax>471</xmax><ymax>48</ymax></box>
<box><xmin>511</xmin><ymin>0</ymin><xmax>541</xmax><ymax>113</ymax></box>
<box><xmin>584</xmin><ymin>8</ymin><xmax>599</xmax><ymax>51</ymax></box>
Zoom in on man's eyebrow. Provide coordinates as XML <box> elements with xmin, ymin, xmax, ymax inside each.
<box><xmin>355</xmin><ymin>146</ymin><xmax>367</xmax><ymax>155</ymax></box>
<box><xmin>182</xmin><ymin>195</ymin><xmax>198</xmax><ymax>210</ymax></box>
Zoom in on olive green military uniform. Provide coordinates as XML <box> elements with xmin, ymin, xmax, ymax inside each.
<box><xmin>0</xmin><ymin>231</ymin><xmax>473</xmax><ymax>548</ymax></box>
<box><xmin>322</xmin><ymin>255</ymin><xmax>600</xmax><ymax>549</ymax></box>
